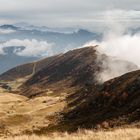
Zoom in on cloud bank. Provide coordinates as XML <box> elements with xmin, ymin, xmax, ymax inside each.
<box><xmin>84</xmin><ymin>11</ymin><xmax>140</xmax><ymax>82</ymax></box>
<box><xmin>85</xmin><ymin>33</ymin><xmax>140</xmax><ymax>67</ymax></box>
<box><xmin>0</xmin><ymin>39</ymin><xmax>54</xmax><ymax>57</ymax></box>
<box><xmin>0</xmin><ymin>29</ymin><xmax>16</xmax><ymax>34</ymax></box>
<box><xmin>0</xmin><ymin>0</ymin><xmax>140</xmax><ymax>31</ymax></box>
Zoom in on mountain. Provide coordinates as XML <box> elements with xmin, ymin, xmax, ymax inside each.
<box><xmin>57</xmin><ymin>70</ymin><xmax>140</xmax><ymax>132</ymax></box>
<box><xmin>0</xmin><ymin>24</ymin><xmax>19</xmax><ymax>30</ymax></box>
<box><xmin>14</xmin><ymin>22</ymin><xmax>76</xmax><ymax>33</ymax></box>
<box><xmin>0</xmin><ymin>54</ymin><xmax>61</xmax><ymax>81</ymax></box>
<box><xmin>0</xmin><ymin>46</ymin><xmax>138</xmax><ymax>98</ymax></box>
<box><xmin>0</xmin><ymin>46</ymin><xmax>38</xmax><ymax>75</ymax></box>
<box><xmin>0</xmin><ymin>24</ymin><xmax>102</xmax><ymax>74</ymax></box>
<box><xmin>0</xmin><ymin>46</ymin><xmax>140</xmax><ymax>136</ymax></box>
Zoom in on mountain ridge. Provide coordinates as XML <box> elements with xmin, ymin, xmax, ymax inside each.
<box><xmin>0</xmin><ymin>46</ymin><xmax>138</xmax><ymax>98</ymax></box>
<box><xmin>0</xmin><ymin>46</ymin><xmax>140</xmax><ymax>135</ymax></box>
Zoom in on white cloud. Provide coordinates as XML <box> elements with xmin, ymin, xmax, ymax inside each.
<box><xmin>0</xmin><ymin>29</ymin><xmax>16</xmax><ymax>34</ymax></box>
<box><xmin>0</xmin><ymin>47</ymin><xmax>4</xmax><ymax>55</ymax></box>
<box><xmin>0</xmin><ymin>39</ymin><xmax>54</xmax><ymax>57</ymax></box>
<box><xmin>85</xmin><ymin>33</ymin><xmax>140</xmax><ymax>67</ymax></box>
<box><xmin>84</xmin><ymin>32</ymin><xmax>140</xmax><ymax>82</ymax></box>
<box><xmin>83</xmin><ymin>9</ymin><xmax>140</xmax><ymax>82</ymax></box>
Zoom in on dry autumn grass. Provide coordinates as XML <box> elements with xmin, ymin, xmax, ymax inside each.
<box><xmin>0</xmin><ymin>87</ymin><xmax>65</xmax><ymax>135</ymax></box>
<box><xmin>1</xmin><ymin>128</ymin><xmax>140</xmax><ymax>140</ymax></box>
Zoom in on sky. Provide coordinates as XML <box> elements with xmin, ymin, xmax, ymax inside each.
<box><xmin>0</xmin><ymin>0</ymin><xmax>140</xmax><ymax>31</ymax></box>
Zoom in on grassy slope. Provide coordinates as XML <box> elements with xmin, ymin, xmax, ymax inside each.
<box><xmin>0</xmin><ymin>87</ymin><xmax>65</xmax><ymax>136</ymax></box>
<box><xmin>0</xmin><ymin>47</ymin><xmax>140</xmax><ymax>136</ymax></box>
<box><xmin>1</xmin><ymin>128</ymin><xmax>140</xmax><ymax>140</ymax></box>
<box><xmin>0</xmin><ymin>54</ymin><xmax>62</xmax><ymax>82</ymax></box>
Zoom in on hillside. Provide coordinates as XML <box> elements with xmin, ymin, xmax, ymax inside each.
<box><xmin>0</xmin><ymin>55</ymin><xmax>61</xmax><ymax>81</ymax></box>
<box><xmin>19</xmin><ymin>47</ymin><xmax>138</xmax><ymax>98</ymax></box>
<box><xmin>54</xmin><ymin>70</ymin><xmax>140</xmax><ymax>132</ymax></box>
<box><xmin>0</xmin><ymin>47</ymin><xmax>139</xmax><ymax>136</ymax></box>
<box><xmin>2</xmin><ymin>128</ymin><xmax>140</xmax><ymax>140</ymax></box>
<box><xmin>0</xmin><ymin>87</ymin><xmax>65</xmax><ymax>136</ymax></box>
<box><xmin>0</xmin><ymin>46</ymin><xmax>137</xmax><ymax>98</ymax></box>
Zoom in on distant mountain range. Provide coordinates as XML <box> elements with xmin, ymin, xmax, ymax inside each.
<box><xmin>14</xmin><ymin>22</ymin><xmax>77</xmax><ymax>33</ymax></box>
<box><xmin>0</xmin><ymin>24</ymin><xmax>19</xmax><ymax>30</ymax></box>
<box><xmin>0</xmin><ymin>23</ymin><xmax>140</xmax><ymax>74</ymax></box>
<box><xmin>0</xmin><ymin>24</ymin><xmax>102</xmax><ymax>74</ymax></box>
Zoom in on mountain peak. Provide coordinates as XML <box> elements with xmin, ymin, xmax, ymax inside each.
<box><xmin>0</xmin><ymin>24</ymin><xmax>19</xmax><ymax>30</ymax></box>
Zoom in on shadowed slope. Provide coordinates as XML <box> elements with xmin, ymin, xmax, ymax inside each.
<box><xmin>55</xmin><ymin>70</ymin><xmax>140</xmax><ymax>131</ymax></box>
<box><xmin>21</xmin><ymin>47</ymin><xmax>99</xmax><ymax>97</ymax></box>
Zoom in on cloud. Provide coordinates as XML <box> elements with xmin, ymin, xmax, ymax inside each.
<box><xmin>0</xmin><ymin>0</ymin><xmax>140</xmax><ymax>31</ymax></box>
<box><xmin>0</xmin><ymin>29</ymin><xmax>16</xmax><ymax>34</ymax></box>
<box><xmin>85</xmin><ymin>33</ymin><xmax>140</xmax><ymax>67</ymax></box>
<box><xmin>84</xmin><ymin>8</ymin><xmax>140</xmax><ymax>67</ymax></box>
<box><xmin>84</xmin><ymin>9</ymin><xmax>140</xmax><ymax>82</ymax></box>
<box><xmin>0</xmin><ymin>0</ymin><xmax>139</xmax><ymax>12</ymax></box>
<box><xmin>84</xmin><ymin>32</ymin><xmax>140</xmax><ymax>82</ymax></box>
<box><xmin>0</xmin><ymin>47</ymin><xmax>4</xmax><ymax>55</ymax></box>
<box><xmin>0</xmin><ymin>39</ymin><xmax>54</xmax><ymax>57</ymax></box>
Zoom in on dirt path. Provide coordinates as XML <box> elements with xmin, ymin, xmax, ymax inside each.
<box><xmin>32</xmin><ymin>62</ymin><xmax>37</xmax><ymax>76</ymax></box>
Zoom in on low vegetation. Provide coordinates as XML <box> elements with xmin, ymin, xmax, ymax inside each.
<box><xmin>1</xmin><ymin>128</ymin><xmax>140</xmax><ymax>140</ymax></box>
<box><xmin>0</xmin><ymin>47</ymin><xmax>140</xmax><ymax>138</ymax></box>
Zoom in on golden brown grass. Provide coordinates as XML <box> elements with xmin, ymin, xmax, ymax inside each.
<box><xmin>1</xmin><ymin>128</ymin><xmax>140</xmax><ymax>140</ymax></box>
<box><xmin>0</xmin><ymin>89</ymin><xmax>65</xmax><ymax>135</ymax></box>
